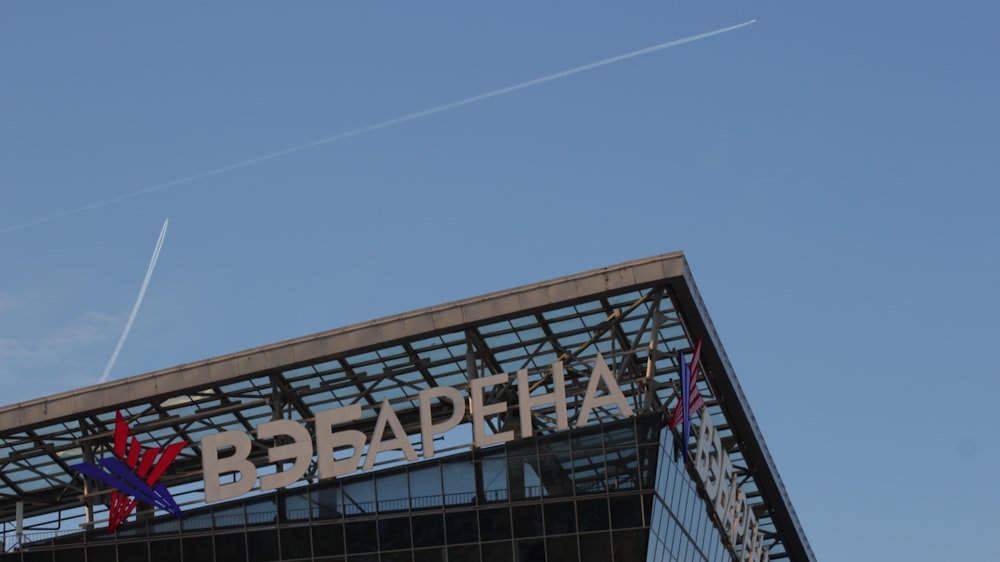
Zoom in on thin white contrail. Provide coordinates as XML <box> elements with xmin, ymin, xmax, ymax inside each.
<box><xmin>2</xmin><ymin>20</ymin><xmax>755</xmax><ymax>236</ymax></box>
<box><xmin>99</xmin><ymin>218</ymin><xmax>169</xmax><ymax>383</ymax></box>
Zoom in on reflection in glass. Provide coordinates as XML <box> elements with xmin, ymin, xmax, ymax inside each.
<box><xmin>409</xmin><ymin>464</ymin><xmax>443</xmax><ymax>509</ymax></box>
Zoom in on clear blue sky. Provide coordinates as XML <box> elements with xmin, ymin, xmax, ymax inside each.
<box><xmin>2</xmin><ymin>2</ymin><xmax>998</xmax><ymax>560</ymax></box>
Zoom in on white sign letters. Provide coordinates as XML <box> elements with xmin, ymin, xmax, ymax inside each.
<box><xmin>202</xmin><ymin>353</ymin><xmax>633</xmax><ymax>502</ymax></box>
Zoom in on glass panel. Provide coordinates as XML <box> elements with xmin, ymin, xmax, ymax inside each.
<box><xmin>514</xmin><ymin>539</ymin><xmax>545</xmax><ymax>561</ymax></box>
<box><xmin>446</xmin><ymin>510</ymin><xmax>479</xmax><ymax>544</ymax></box>
<box><xmin>85</xmin><ymin>546</ymin><xmax>114</xmax><ymax>562</ymax></box>
<box><xmin>378</xmin><ymin>517</ymin><xmax>412</xmax><ymax>551</ymax></box>
<box><xmin>213</xmin><ymin>533</ymin><xmax>246</xmax><ymax>562</ymax></box>
<box><xmin>412</xmin><ymin>513</ymin><xmax>445</xmax><ymax>547</ymax></box>
<box><xmin>53</xmin><ymin>548</ymin><xmax>86</xmax><ymax>562</ymax></box>
<box><xmin>280</xmin><ymin>526</ymin><xmax>312</xmax><ymax>559</ymax></box>
<box><xmin>512</xmin><ymin>505</ymin><xmax>543</xmax><ymax>538</ymax></box>
<box><xmin>409</xmin><ymin>464</ymin><xmax>443</xmax><ymax>509</ymax></box>
<box><xmin>376</xmin><ymin>471</ymin><xmax>410</xmax><ymax>513</ymax></box>
<box><xmin>577</xmin><ymin>498</ymin><xmax>609</xmax><ymax>531</ymax></box>
<box><xmin>149</xmin><ymin>539</ymin><xmax>181</xmax><ymax>562</ymax></box>
<box><xmin>343</xmin><ymin>479</ymin><xmax>375</xmax><ymax>515</ymax></box>
<box><xmin>182</xmin><ymin>536</ymin><xmax>213</xmax><ymax>562</ymax></box>
<box><xmin>312</xmin><ymin>523</ymin><xmax>345</xmax><ymax>556</ymax></box>
<box><xmin>413</xmin><ymin>547</ymin><xmax>446</xmax><ymax>562</ymax></box>
<box><xmin>182</xmin><ymin>512</ymin><xmax>212</xmax><ymax>531</ymax></box>
<box><xmin>481</xmin><ymin>457</ymin><xmax>508</xmax><ymax>502</ymax></box>
<box><xmin>315</xmin><ymin>484</ymin><xmax>342</xmax><ymax>518</ymax></box>
<box><xmin>214</xmin><ymin>504</ymin><xmax>245</xmax><ymax>528</ymax></box>
<box><xmin>543</xmin><ymin>501</ymin><xmax>576</xmax><ymax>535</ymax></box>
<box><xmin>579</xmin><ymin>532</ymin><xmax>612</xmax><ymax>561</ymax></box>
<box><xmin>380</xmin><ymin>551</ymin><xmax>412</xmax><ymax>562</ymax></box>
<box><xmin>246</xmin><ymin>497</ymin><xmax>277</xmax><ymax>526</ymax></box>
<box><xmin>612</xmin><ymin>529</ymin><xmax>649</xmax><ymax>561</ymax></box>
<box><xmin>246</xmin><ymin>530</ymin><xmax>279</xmax><ymax>562</ymax></box>
<box><xmin>116</xmin><ymin>541</ymin><xmax>148</xmax><ymax>562</ymax></box>
<box><xmin>344</xmin><ymin>520</ymin><xmax>378</xmax><ymax>554</ymax></box>
<box><xmin>546</xmin><ymin>534</ymin><xmax>579</xmax><ymax>561</ymax></box>
<box><xmin>478</xmin><ymin>507</ymin><xmax>511</xmax><ymax>541</ymax></box>
<box><xmin>448</xmin><ymin>544</ymin><xmax>481</xmax><ymax>562</ymax></box>
<box><xmin>441</xmin><ymin>459</ymin><xmax>475</xmax><ymax>506</ymax></box>
<box><xmin>285</xmin><ymin>491</ymin><xmax>316</xmax><ymax>521</ymax></box>
<box><xmin>610</xmin><ymin>495</ymin><xmax>643</xmax><ymax>530</ymax></box>
<box><xmin>481</xmin><ymin>540</ymin><xmax>514</xmax><ymax>562</ymax></box>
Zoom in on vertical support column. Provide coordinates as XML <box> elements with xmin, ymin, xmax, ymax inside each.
<box><xmin>79</xmin><ymin>419</ymin><xmax>95</xmax><ymax>526</ymax></box>
<box><xmin>466</xmin><ymin>342</ymin><xmax>477</xmax><ymax>381</ymax></box>
<box><xmin>642</xmin><ymin>312</ymin><xmax>663</xmax><ymax>413</ymax></box>
<box><xmin>269</xmin><ymin>375</ymin><xmax>286</xmax><ymax>522</ymax></box>
<box><xmin>14</xmin><ymin>501</ymin><xmax>23</xmax><ymax>550</ymax></box>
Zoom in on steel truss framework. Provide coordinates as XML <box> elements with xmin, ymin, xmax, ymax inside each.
<box><xmin>0</xmin><ymin>253</ymin><xmax>815</xmax><ymax>561</ymax></box>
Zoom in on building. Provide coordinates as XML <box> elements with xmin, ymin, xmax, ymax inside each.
<box><xmin>0</xmin><ymin>253</ymin><xmax>816</xmax><ymax>561</ymax></box>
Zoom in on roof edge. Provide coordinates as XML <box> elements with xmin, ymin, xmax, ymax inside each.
<box><xmin>0</xmin><ymin>252</ymin><xmax>688</xmax><ymax>428</ymax></box>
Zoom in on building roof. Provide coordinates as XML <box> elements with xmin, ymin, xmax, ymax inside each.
<box><xmin>0</xmin><ymin>252</ymin><xmax>814</xmax><ymax>561</ymax></box>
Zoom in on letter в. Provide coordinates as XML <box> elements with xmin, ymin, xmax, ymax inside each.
<box><xmin>202</xmin><ymin>430</ymin><xmax>257</xmax><ymax>502</ymax></box>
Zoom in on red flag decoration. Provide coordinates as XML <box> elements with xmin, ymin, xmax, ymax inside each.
<box><xmin>668</xmin><ymin>337</ymin><xmax>704</xmax><ymax>430</ymax></box>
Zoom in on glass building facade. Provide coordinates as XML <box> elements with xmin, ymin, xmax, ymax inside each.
<box><xmin>0</xmin><ymin>254</ymin><xmax>814</xmax><ymax>562</ymax></box>
<box><xmin>1</xmin><ymin>414</ymin><xmax>739</xmax><ymax>562</ymax></box>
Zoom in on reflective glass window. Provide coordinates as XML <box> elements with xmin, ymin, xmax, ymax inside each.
<box><xmin>344</xmin><ymin>520</ymin><xmax>378</xmax><ymax>553</ymax></box>
<box><xmin>343</xmin><ymin>480</ymin><xmax>375</xmax><ymax>516</ymax></box>
<box><xmin>408</xmin><ymin>464</ymin><xmax>443</xmax><ymax>509</ymax></box>
<box><xmin>381</xmin><ymin>551</ymin><xmax>411</xmax><ymax>562</ymax></box>
<box><xmin>546</xmin><ymin>534</ymin><xmax>579</xmax><ymax>561</ymax></box>
<box><xmin>579</xmin><ymin>532</ymin><xmax>612</xmax><ymax>561</ymax></box>
<box><xmin>247</xmin><ymin>530</ymin><xmax>279</xmax><ymax>561</ymax></box>
<box><xmin>213</xmin><ymin>533</ymin><xmax>246</xmax><ymax>561</ymax></box>
<box><xmin>448</xmin><ymin>544</ymin><xmax>481</xmax><ymax>562</ymax></box>
<box><xmin>413</xmin><ymin>547</ymin><xmax>445</xmax><ymax>562</ymax></box>
<box><xmin>544</xmin><ymin>501</ymin><xmax>576</xmax><ymax>535</ymax></box>
<box><xmin>512</xmin><ymin>504</ymin><xmax>543</xmax><ymax>538</ymax></box>
<box><xmin>612</xmin><ymin>529</ymin><xmax>649</xmax><ymax>561</ymax></box>
<box><xmin>53</xmin><ymin>548</ymin><xmax>85</xmax><ymax>562</ymax></box>
<box><xmin>610</xmin><ymin>495</ymin><xmax>643</xmax><ymax>529</ymax></box>
<box><xmin>478</xmin><ymin>507</ymin><xmax>511</xmax><ymax>541</ymax></box>
<box><xmin>117</xmin><ymin>541</ymin><xmax>149</xmax><ymax>562</ymax></box>
<box><xmin>446</xmin><ymin>510</ymin><xmax>478</xmax><ymax>544</ymax></box>
<box><xmin>285</xmin><ymin>491</ymin><xmax>315</xmax><ymax>521</ymax></box>
<box><xmin>378</xmin><ymin>516</ymin><xmax>412</xmax><ymax>551</ymax></box>
<box><xmin>375</xmin><ymin>471</ymin><xmax>410</xmax><ymax>513</ymax></box>
<box><xmin>514</xmin><ymin>539</ymin><xmax>545</xmax><ymax>561</ymax></box>
<box><xmin>312</xmin><ymin>523</ymin><xmax>345</xmax><ymax>556</ymax></box>
<box><xmin>481</xmin><ymin>457</ymin><xmax>508</xmax><ymax>502</ymax></box>
<box><xmin>412</xmin><ymin>513</ymin><xmax>445</xmax><ymax>547</ymax></box>
<box><xmin>442</xmin><ymin>459</ymin><xmax>475</xmax><ymax>505</ymax></box>
<box><xmin>280</xmin><ymin>526</ymin><xmax>312</xmax><ymax>559</ymax></box>
<box><xmin>85</xmin><ymin>546</ymin><xmax>114</xmax><ymax>562</ymax></box>
<box><xmin>481</xmin><ymin>540</ymin><xmax>514</xmax><ymax>562</ymax></box>
<box><xmin>182</xmin><ymin>536</ymin><xmax>213</xmax><ymax>562</ymax></box>
<box><xmin>577</xmin><ymin>498</ymin><xmax>609</xmax><ymax>531</ymax></box>
<box><xmin>214</xmin><ymin>504</ymin><xmax>245</xmax><ymax>528</ymax></box>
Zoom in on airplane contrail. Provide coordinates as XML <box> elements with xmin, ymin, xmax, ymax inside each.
<box><xmin>98</xmin><ymin>218</ymin><xmax>169</xmax><ymax>383</ymax></box>
<box><xmin>2</xmin><ymin>19</ymin><xmax>755</xmax><ymax>236</ymax></box>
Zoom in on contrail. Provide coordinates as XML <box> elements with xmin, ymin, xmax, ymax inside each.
<box><xmin>2</xmin><ymin>20</ymin><xmax>755</xmax><ymax>235</ymax></box>
<box><xmin>98</xmin><ymin>218</ymin><xmax>169</xmax><ymax>383</ymax></box>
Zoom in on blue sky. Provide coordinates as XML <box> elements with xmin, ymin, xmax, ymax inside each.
<box><xmin>2</xmin><ymin>2</ymin><xmax>998</xmax><ymax>560</ymax></box>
